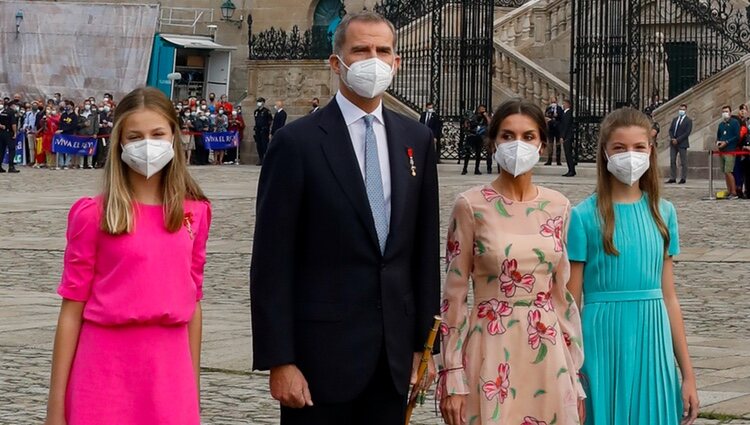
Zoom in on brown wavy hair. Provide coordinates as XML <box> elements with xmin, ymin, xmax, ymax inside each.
<box><xmin>596</xmin><ymin>107</ymin><xmax>669</xmax><ymax>256</ymax></box>
<box><xmin>487</xmin><ymin>98</ymin><xmax>548</xmax><ymax>151</ymax></box>
<box><xmin>102</xmin><ymin>87</ymin><xmax>207</xmax><ymax>234</ymax></box>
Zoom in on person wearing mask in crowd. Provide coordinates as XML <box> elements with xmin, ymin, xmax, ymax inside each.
<box><xmin>53</xmin><ymin>93</ymin><xmax>62</xmax><ymax>104</ymax></box>
<box><xmin>643</xmin><ymin>93</ymin><xmax>663</xmax><ymax>117</ymax></box>
<box><xmin>56</xmin><ymin>100</ymin><xmax>78</xmax><ymax>170</ymax></box>
<box><xmin>560</xmin><ymin>99</ymin><xmax>576</xmax><ymax>177</ymax></box>
<box><xmin>309</xmin><ymin>97</ymin><xmax>321</xmax><ymax>114</ymax></box>
<box><xmin>214</xmin><ymin>108</ymin><xmax>230</xmax><ymax>165</ymax></box>
<box><xmin>462</xmin><ymin>104</ymin><xmax>490</xmax><ymax>175</ymax></box>
<box><xmin>253</xmin><ymin>97</ymin><xmax>272</xmax><ymax>165</ymax></box>
<box><xmin>732</xmin><ymin>105</ymin><xmax>749</xmax><ymax>197</ymax></box>
<box><xmin>207</xmin><ymin>93</ymin><xmax>217</xmax><ymax>113</ymax></box>
<box><xmin>567</xmin><ymin>107</ymin><xmax>698</xmax><ymax>425</ymax></box>
<box><xmin>227</xmin><ymin>109</ymin><xmax>245</xmax><ymax>164</ymax></box>
<box><xmin>34</xmin><ymin>102</ymin><xmax>48</xmax><ymax>167</ymax></box>
<box><xmin>544</xmin><ymin>96</ymin><xmax>564</xmax><ymax>166</ymax></box>
<box><xmin>193</xmin><ymin>110</ymin><xmax>210</xmax><ymax>165</ymax></box>
<box><xmin>199</xmin><ymin>100</ymin><xmax>209</xmax><ymax>115</ymax></box>
<box><xmin>218</xmin><ymin>94</ymin><xmax>233</xmax><ymax>115</ymax></box>
<box><xmin>439</xmin><ymin>98</ymin><xmax>585</xmax><ymax>425</ymax></box>
<box><xmin>666</xmin><ymin>103</ymin><xmax>693</xmax><ymax>185</ymax></box>
<box><xmin>23</xmin><ymin>102</ymin><xmax>38</xmax><ymax>166</ymax></box>
<box><xmin>103</xmin><ymin>93</ymin><xmax>115</xmax><ymax>107</ymax></box>
<box><xmin>180</xmin><ymin>107</ymin><xmax>195</xmax><ymax>165</ymax></box>
<box><xmin>95</xmin><ymin>104</ymin><xmax>114</xmax><ymax>169</ymax></box>
<box><xmin>44</xmin><ymin>107</ymin><xmax>61</xmax><ymax>170</ymax></box>
<box><xmin>271</xmin><ymin>100</ymin><xmax>287</xmax><ymax>138</ymax></box>
<box><xmin>419</xmin><ymin>101</ymin><xmax>443</xmax><ymax>163</ymax></box>
<box><xmin>717</xmin><ymin>105</ymin><xmax>741</xmax><ymax>199</ymax></box>
<box><xmin>0</xmin><ymin>98</ymin><xmax>20</xmax><ymax>173</ymax></box>
<box><xmin>77</xmin><ymin>100</ymin><xmax>99</xmax><ymax>169</ymax></box>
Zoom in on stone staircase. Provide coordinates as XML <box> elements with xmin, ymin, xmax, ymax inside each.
<box><xmin>491</xmin><ymin>0</ymin><xmax>571</xmax><ymax>109</ymax></box>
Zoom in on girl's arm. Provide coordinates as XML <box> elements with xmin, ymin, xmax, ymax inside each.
<box><xmin>662</xmin><ymin>257</ymin><xmax>699</xmax><ymax>424</ymax></box>
<box><xmin>188</xmin><ymin>302</ymin><xmax>203</xmax><ymax>395</ymax></box>
<box><xmin>45</xmin><ymin>300</ymin><xmax>85</xmax><ymax>423</ymax></box>
<box><xmin>568</xmin><ymin>262</ymin><xmax>584</xmax><ymax>309</ymax></box>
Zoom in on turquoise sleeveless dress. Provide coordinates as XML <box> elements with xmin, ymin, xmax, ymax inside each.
<box><xmin>568</xmin><ymin>194</ymin><xmax>683</xmax><ymax>425</ymax></box>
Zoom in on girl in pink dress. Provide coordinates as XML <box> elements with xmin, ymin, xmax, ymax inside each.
<box><xmin>44</xmin><ymin>87</ymin><xmax>210</xmax><ymax>425</ymax></box>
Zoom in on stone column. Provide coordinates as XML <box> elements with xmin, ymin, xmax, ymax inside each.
<box><xmin>243</xmin><ymin>59</ymin><xmax>334</xmax><ymax>164</ymax></box>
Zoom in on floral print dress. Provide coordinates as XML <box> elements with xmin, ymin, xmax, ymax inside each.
<box><xmin>439</xmin><ymin>185</ymin><xmax>586</xmax><ymax>425</ymax></box>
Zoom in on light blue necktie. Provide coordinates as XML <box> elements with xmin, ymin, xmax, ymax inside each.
<box><xmin>363</xmin><ymin>115</ymin><xmax>389</xmax><ymax>254</ymax></box>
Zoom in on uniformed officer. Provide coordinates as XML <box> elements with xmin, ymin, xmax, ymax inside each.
<box><xmin>253</xmin><ymin>97</ymin><xmax>272</xmax><ymax>165</ymax></box>
<box><xmin>0</xmin><ymin>101</ymin><xmax>20</xmax><ymax>173</ymax></box>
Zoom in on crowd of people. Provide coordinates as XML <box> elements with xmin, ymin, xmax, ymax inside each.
<box><xmin>0</xmin><ymin>92</ymin><xmax>248</xmax><ymax>173</ymax></box>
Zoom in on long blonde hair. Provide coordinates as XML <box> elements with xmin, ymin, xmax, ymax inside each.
<box><xmin>596</xmin><ymin>108</ymin><xmax>669</xmax><ymax>256</ymax></box>
<box><xmin>102</xmin><ymin>87</ymin><xmax>207</xmax><ymax>234</ymax></box>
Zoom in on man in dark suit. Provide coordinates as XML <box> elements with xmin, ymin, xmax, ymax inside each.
<box><xmin>271</xmin><ymin>100</ymin><xmax>288</xmax><ymax>137</ymax></box>
<box><xmin>419</xmin><ymin>102</ymin><xmax>443</xmax><ymax>162</ymax></box>
<box><xmin>250</xmin><ymin>11</ymin><xmax>440</xmax><ymax>425</ymax></box>
<box><xmin>309</xmin><ymin>97</ymin><xmax>321</xmax><ymax>114</ymax></box>
<box><xmin>253</xmin><ymin>97</ymin><xmax>272</xmax><ymax>165</ymax></box>
<box><xmin>667</xmin><ymin>103</ymin><xmax>693</xmax><ymax>184</ymax></box>
<box><xmin>544</xmin><ymin>96</ymin><xmax>564</xmax><ymax>165</ymax></box>
<box><xmin>560</xmin><ymin>99</ymin><xmax>576</xmax><ymax>177</ymax></box>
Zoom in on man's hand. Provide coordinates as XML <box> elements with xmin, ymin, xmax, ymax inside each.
<box><xmin>671</xmin><ymin>138</ymin><xmax>677</xmax><ymax>146</ymax></box>
<box><xmin>269</xmin><ymin>364</ymin><xmax>313</xmax><ymax>408</ymax></box>
<box><xmin>410</xmin><ymin>353</ymin><xmax>437</xmax><ymax>399</ymax></box>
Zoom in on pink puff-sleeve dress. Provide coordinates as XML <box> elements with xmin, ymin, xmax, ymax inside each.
<box><xmin>58</xmin><ymin>197</ymin><xmax>211</xmax><ymax>425</ymax></box>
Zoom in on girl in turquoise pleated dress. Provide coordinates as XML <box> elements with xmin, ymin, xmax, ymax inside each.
<box><xmin>567</xmin><ymin>108</ymin><xmax>699</xmax><ymax>425</ymax></box>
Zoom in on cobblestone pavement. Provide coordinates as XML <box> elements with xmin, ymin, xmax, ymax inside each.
<box><xmin>1</xmin><ymin>164</ymin><xmax>749</xmax><ymax>424</ymax></box>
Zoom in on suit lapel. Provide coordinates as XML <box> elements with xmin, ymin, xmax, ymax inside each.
<box><xmin>383</xmin><ymin>108</ymin><xmax>409</xmax><ymax>256</ymax></box>
<box><xmin>318</xmin><ymin>100</ymin><xmax>380</xmax><ymax>252</ymax></box>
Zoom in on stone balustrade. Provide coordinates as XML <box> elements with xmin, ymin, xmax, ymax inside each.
<box><xmin>493</xmin><ymin>37</ymin><xmax>570</xmax><ymax>108</ymax></box>
<box><xmin>494</xmin><ymin>0</ymin><xmax>571</xmax><ymax>49</ymax></box>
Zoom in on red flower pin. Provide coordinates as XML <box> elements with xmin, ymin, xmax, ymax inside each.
<box><xmin>407</xmin><ymin>147</ymin><xmax>416</xmax><ymax>176</ymax></box>
<box><xmin>184</xmin><ymin>212</ymin><xmax>195</xmax><ymax>240</ymax></box>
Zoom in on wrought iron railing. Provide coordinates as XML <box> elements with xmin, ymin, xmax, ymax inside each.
<box><xmin>249</xmin><ymin>25</ymin><xmax>331</xmax><ymax>60</ymax></box>
<box><xmin>375</xmin><ymin>0</ymin><xmax>494</xmax><ymax>160</ymax></box>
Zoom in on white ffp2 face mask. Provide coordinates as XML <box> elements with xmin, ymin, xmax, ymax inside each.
<box><xmin>337</xmin><ymin>56</ymin><xmax>395</xmax><ymax>99</ymax></box>
<box><xmin>606</xmin><ymin>151</ymin><xmax>650</xmax><ymax>186</ymax></box>
<box><xmin>494</xmin><ymin>140</ymin><xmax>541</xmax><ymax>177</ymax></box>
<box><xmin>121</xmin><ymin>139</ymin><xmax>175</xmax><ymax>179</ymax></box>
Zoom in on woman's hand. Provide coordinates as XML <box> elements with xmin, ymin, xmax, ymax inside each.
<box><xmin>681</xmin><ymin>377</ymin><xmax>699</xmax><ymax>425</ymax></box>
<box><xmin>578</xmin><ymin>398</ymin><xmax>586</xmax><ymax>423</ymax></box>
<box><xmin>440</xmin><ymin>394</ymin><xmax>467</xmax><ymax>425</ymax></box>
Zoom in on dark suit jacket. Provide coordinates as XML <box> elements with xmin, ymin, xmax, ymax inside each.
<box><xmin>559</xmin><ymin>109</ymin><xmax>574</xmax><ymax>142</ymax></box>
<box><xmin>271</xmin><ymin>109</ymin><xmax>287</xmax><ymax>135</ymax></box>
<box><xmin>250</xmin><ymin>98</ymin><xmax>440</xmax><ymax>404</ymax></box>
<box><xmin>668</xmin><ymin>115</ymin><xmax>692</xmax><ymax>149</ymax></box>
<box><xmin>419</xmin><ymin>111</ymin><xmax>443</xmax><ymax>140</ymax></box>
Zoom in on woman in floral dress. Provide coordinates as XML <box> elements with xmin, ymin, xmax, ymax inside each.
<box><xmin>439</xmin><ymin>99</ymin><xmax>586</xmax><ymax>425</ymax></box>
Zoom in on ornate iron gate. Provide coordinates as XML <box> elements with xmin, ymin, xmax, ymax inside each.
<box><xmin>571</xmin><ymin>0</ymin><xmax>750</xmax><ymax>162</ymax></box>
<box><xmin>375</xmin><ymin>0</ymin><xmax>494</xmax><ymax>160</ymax></box>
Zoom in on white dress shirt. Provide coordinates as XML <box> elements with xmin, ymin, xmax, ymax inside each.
<box><xmin>336</xmin><ymin>91</ymin><xmax>392</xmax><ymax>220</ymax></box>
